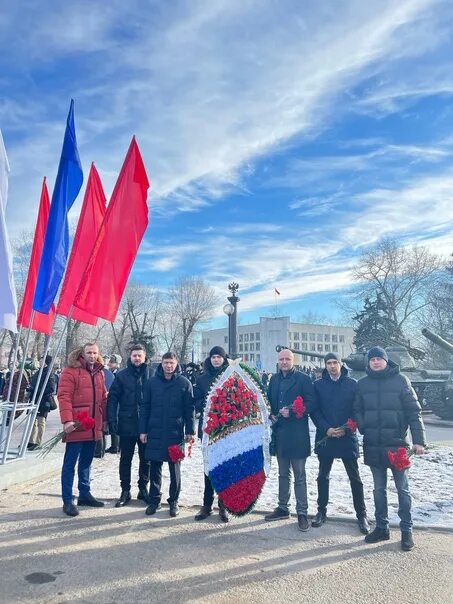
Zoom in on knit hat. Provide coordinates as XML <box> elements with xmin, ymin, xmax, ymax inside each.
<box><xmin>209</xmin><ymin>346</ymin><xmax>228</xmax><ymax>360</ymax></box>
<box><xmin>324</xmin><ymin>352</ymin><xmax>341</xmax><ymax>364</ymax></box>
<box><xmin>367</xmin><ymin>346</ymin><xmax>388</xmax><ymax>363</ymax></box>
<box><xmin>109</xmin><ymin>354</ymin><xmax>122</xmax><ymax>365</ymax></box>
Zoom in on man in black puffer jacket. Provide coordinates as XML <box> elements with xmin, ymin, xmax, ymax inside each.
<box><xmin>354</xmin><ymin>346</ymin><xmax>426</xmax><ymax>551</ymax></box>
<box><xmin>139</xmin><ymin>352</ymin><xmax>195</xmax><ymax>518</ymax></box>
<box><xmin>108</xmin><ymin>344</ymin><xmax>152</xmax><ymax>507</ymax></box>
<box><xmin>193</xmin><ymin>346</ymin><xmax>230</xmax><ymax>523</ymax></box>
<box><xmin>311</xmin><ymin>353</ymin><xmax>369</xmax><ymax>534</ymax></box>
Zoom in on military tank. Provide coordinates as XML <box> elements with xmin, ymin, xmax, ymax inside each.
<box><xmin>420</xmin><ymin>328</ymin><xmax>453</xmax><ymax>420</ymax></box>
<box><xmin>275</xmin><ymin>344</ymin><xmax>442</xmax><ymax>412</ymax></box>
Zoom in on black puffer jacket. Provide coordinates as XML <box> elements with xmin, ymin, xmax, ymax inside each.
<box><xmin>354</xmin><ymin>360</ymin><xmax>426</xmax><ymax>467</ymax></box>
<box><xmin>193</xmin><ymin>357</ymin><xmax>229</xmax><ymax>439</ymax></box>
<box><xmin>29</xmin><ymin>367</ymin><xmax>56</xmax><ymax>417</ymax></box>
<box><xmin>107</xmin><ymin>361</ymin><xmax>152</xmax><ymax>436</ymax></box>
<box><xmin>268</xmin><ymin>368</ymin><xmax>315</xmax><ymax>459</ymax></box>
<box><xmin>139</xmin><ymin>365</ymin><xmax>195</xmax><ymax>462</ymax></box>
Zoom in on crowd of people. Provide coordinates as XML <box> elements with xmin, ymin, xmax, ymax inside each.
<box><xmin>46</xmin><ymin>340</ymin><xmax>426</xmax><ymax>552</ymax></box>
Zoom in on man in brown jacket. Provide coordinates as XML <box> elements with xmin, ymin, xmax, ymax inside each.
<box><xmin>58</xmin><ymin>342</ymin><xmax>107</xmax><ymax>517</ymax></box>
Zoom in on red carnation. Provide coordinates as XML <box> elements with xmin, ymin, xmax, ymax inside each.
<box><xmin>387</xmin><ymin>447</ymin><xmax>412</xmax><ymax>471</ymax></box>
<box><xmin>292</xmin><ymin>396</ymin><xmax>305</xmax><ymax>419</ymax></box>
<box><xmin>168</xmin><ymin>444</ymin><xmax>185</xmax><ymax>463</ymax></box>
<box><xmin>346</xmin><ymin>418</ymin><xmax>357</xmax><ymax>432</ymax></box>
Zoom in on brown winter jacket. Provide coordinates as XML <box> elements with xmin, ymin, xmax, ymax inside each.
<box><xmin>58</xmin><ymin>348</ymin><xmax>107</xmax><ymax>442</ymax></box>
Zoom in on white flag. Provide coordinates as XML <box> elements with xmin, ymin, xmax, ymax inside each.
<box><xmin>0</xmin><ymin>129</ymin><xmax>17</xmax><ymax>332</ymax></box>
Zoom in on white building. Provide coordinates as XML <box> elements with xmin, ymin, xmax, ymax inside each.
<box><xmin>201</xmin><ymin>316</ymin><xmax>355</xmax><ymax>372</ymax></box>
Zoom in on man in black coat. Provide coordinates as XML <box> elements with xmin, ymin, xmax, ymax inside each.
<box><xmin>105</xmin><ymin>354</ymin><xmax>122</xmax><ymax>454</ymax></box>
<box><xmin>139</xmin><ymin>352</ymin><xmax>195</xmax><ymax>517</ymax></box>
<box><xmin>265</xmin><ymin>348</ymin><xmax>315</xmax><ymax>531</ymax></box>
<box><xmin>354</xmin><ymin>346</ymin><xmax>426</xmax><ymax>551</ymax></box>
<box><xmin>108</xmin><ymin>345</ymin><xmax>152</xmax><ymax>507</ymax></box>
<box><xmin>193</xmin><ymin>346</ymin><xmax>230</xmax><ymax>522</ymax></box>
<box><xmin>311</xmin><ymin>353</ymin><xmax>369</xmax><ymax>534</ymax></box>
<box><xmin>27</xmin><ymin>355</ymin><xmax>56</xmax><ymax>450</ymax></box>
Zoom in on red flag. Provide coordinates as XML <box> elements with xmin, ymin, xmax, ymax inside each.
<box><xmin>17</xmin><ymin>178</ymin><xmax>56</xmax><ymax>334</ymax></box>
<box><xmin>274</xmin><ymin>288</ymin><xmax>281</xmax><ymax>295</ymax></box>
<box><xmin>57</xmin><ymin>163</ymin><xmax>106</xmax><ymax>325</ymax></box>
<box><xmin>74</xmin><ymin>137</ymin><xmax>150</xmax><ymax>321</ymax></box>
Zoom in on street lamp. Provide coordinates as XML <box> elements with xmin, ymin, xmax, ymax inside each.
<box><xmin>223</xmin><ymin>282</ymin><xmax>239</xmax><ymax>358</ymax></box>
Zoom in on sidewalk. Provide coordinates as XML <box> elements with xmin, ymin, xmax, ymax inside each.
<box><xmin>1</xmin><ymin>484</ymin><xmax>452</xmax><ymax>604</ymax></box>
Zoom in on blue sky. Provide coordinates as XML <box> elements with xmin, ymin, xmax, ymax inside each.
<box><xmin>1</xmin><ymin>0</ymin><xmax>452</xmax><ymax>329</ymax></box>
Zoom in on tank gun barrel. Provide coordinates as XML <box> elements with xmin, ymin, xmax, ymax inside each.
<box><xmin>275</xmin><ymin>345</ymin><xmax>327</xmax><ymax>361</ymax></box>
<box><xmin>421</xmin><ymin>329</ymin><xmax>453</xmax><ymax>355</ymax></box>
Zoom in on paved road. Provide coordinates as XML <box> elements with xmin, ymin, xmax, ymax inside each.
<box><xmin>424</xmin><ymin>419</ymin><xmax>453</xmax><ymax>446</ymax></box>
<box><xmin>1</xmin><ymin>480</ymin><xmax>452</xmax><ymax>604</ymax></box>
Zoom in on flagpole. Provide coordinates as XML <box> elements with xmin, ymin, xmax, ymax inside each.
<box><xmin>18</xmin><ymin>334</ymin><xmax>53</xmax><ymax>457</ymax></box>
<box><xmin>1</xmin><ymin>322</ymin><xmax>33</xmax><ymax>464</ymax></box>
<box><xmin>0</xmin><ymin>326</ymin><xmax>21</xmax><ymax>457</ymax></box>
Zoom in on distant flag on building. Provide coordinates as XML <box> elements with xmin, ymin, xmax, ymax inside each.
<box><xmin>0</xmin><ymin>129</ymin><xmax>17</xmax><ymax>332</ymax></box>
<box><xmin>57</xmin><ymin>163</ymin><xmax>106</xmax><ymax>325</ymax></box>
<box><xmin>33</xmin><ymin>99</ymin><xmax>83</xmax><ymax>314</ymax></box>
<box><xmin>274</xmin><ymin>288</ymin><xmax>281</xmax><ymax>295</ymax></box>
<box><xmin>74</xmin><ymin>137</ymin><xmax>150</xmax><ymax>322</ymax></box>
<box><xmin>17</xmin><ymin>178</ymin><xmax>56</xmax><ymax>334</ymax></box>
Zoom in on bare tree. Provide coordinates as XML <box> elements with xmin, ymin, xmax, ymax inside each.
<box><xmin>167</xmin><ymin>277</ymin><xmax>217</xmax><ymax>363</ymax></box>
<box><xmin>352</xmin><ymin>239</ymin><xmax>443</xmax><ymax>333</ymax></box>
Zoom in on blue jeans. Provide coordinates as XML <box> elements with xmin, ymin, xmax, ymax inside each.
<box><xmin>61</xmin><ymin>441</ymin><xmax>96</xmax><ymax>504</ymax></box>
<box><xmin>370</xmin><ymin>465</ymin><xmax>412</xmax><ymax>532</ymax></box>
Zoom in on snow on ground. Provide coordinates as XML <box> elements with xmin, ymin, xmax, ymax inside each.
<box><xmin>87</xmin><ymin>426</ymin><xmax>453</xmax><ymax>529</ymax></box>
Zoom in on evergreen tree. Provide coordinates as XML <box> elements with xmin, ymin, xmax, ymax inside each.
<box><xmin>353</xmin><ymin>294</ymin><xmax>403</xmax><ymax>351</ymax></box>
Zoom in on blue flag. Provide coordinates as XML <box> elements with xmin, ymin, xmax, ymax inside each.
<box><xmin>33</xmin><ymin>100</ymin><xmax>83</xmax><ymax>314</ymax></box>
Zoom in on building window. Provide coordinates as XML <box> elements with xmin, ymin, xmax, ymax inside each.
<box><xmin>244</xmin><ymin>343</ymin><xmax>249</xmax><ymax>351</ymax></box>
<box><xmin>250</xmin><ymin>353</ymin><xmax>255</xmax><ymax>362</ymax></box>
<box><xmin>250</xmin><ymin>333</ymin><xmax>254</xmax><ymax>341</ymax></box>
<box><xmin>339</xmin><ymin>335</ymin><xmax>345</xmax><ymax>343</ymax></box>
<box><xmin>317</xmin><ymin>333</ymin><xmax>323</xmax><ymax>342</ymax></box>
<box><xmin>301</xmin><ymin>343</ymin><xmax>308</xmax><ymax>351</ymax></box>
<box><xmin>325</xmin><ymin>345</ymin><xmax>330</xmax><ymax>351</ymax></box>
<box><xmin>301</xmin><ymin>332</ymin><xmax>307</xmax><ymax>341</ymax></box>
<box><xmin>310</xmin><ymin>344</ymin><xmax>316</xmax><ymax>351</ymax></box>
<box><xmin>294</xmin><ymin>342</ymin><xmax>300</xmax><ymax>350</ymax></box>
<box><xmin>310</xmin><ymin>333</ymin><xmax>315</xmax><ymax>341</ymax></box>
<box><xmin>332</xmin><ymin>344</ymin><xmax>338</xmax><ymax>352</ymax></box>
<box><xmin>250</xmin><ymin>343</ymin><xmax>255</xmax><ymax>351</ymax></box>
<box><xmin>239</xmin><ymin>334</ymin><xmax>243</xmax><ymax>342</ymax></box>
<box><xmin>317</xmin><ymin>344</ymin><xmax>323</xmax><ymax>352</ymax></box>
<box><xmin>224</xmin><ymin>336</ymin><xmax>228</xmax><ymax>344</ymax></box>
<box><xmin>256</xmin><ymin>354</ymin><xmax>261</xmax><ymax>362</ymax></box>
<box><xmin>324</xmin><ymin>334</ymin><xmax>330</xmax><ymax>342</ymax></box>
<box><xmin>294</xmin><ymin>332</ymin><xmax>300</xmax><ymax>340</ymax></box>
<box><xmin>256</xmin><ymin>342</ymin><xmax>260</xmax><ymax>351</ymax></box>
<box><xmin>244</xmin><ymin>333</ymin><xmax>249</xmax><ymax>342</ymax></box>
<box><xmin>244</xmin><ymin>354</ymin><xmax>249</xmax><ymax>361</ymax></box>
<box><xmin>332</xmin><ymin>335</ymin><xmax>338</xmax><ymax>342</ymax></box>
<box><xmin>256</xmin><ymin>332</ymin><xmax>260</xmax><ymax>341</ymax></box>
<box><xmin>239</xmin><ymin>344</ymin><xmax>243</xmax><ymax>352</ymax></box>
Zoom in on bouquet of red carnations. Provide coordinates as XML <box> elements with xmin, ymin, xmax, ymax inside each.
<box><xmin>38</xmin><ymin>411</ymin><xmax>95</xmax><ymax>457</ymax></box>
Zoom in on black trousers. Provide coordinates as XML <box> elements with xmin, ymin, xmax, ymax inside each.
<box><xmin>203</xmin><ymin>473</ymin><xmax>215</xmax><ymax>508</ymax></box>
<box><xmin>317</xmin><ymin>457</ymin><xmax>366</xmax><ymax>519</ymax></box>
<box><xmin>149</xmin><ymin>460</ymin><xmax>181</xmax><ymax>505</ymax></box>
<box><xmin>119</xmin><ymin>436</ymin><xmax>150</xmax><ymax>491</ymax></box>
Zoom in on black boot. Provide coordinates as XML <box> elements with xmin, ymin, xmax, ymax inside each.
<box><xmin>115</xmin><ymin>490</ymin><xmax>131</xmax><ymax>508</ymax></box>
<box><xmin>169</xmin><ymin>502</ymin><xmax>179</xmax><ymax>517</ymax></box>
<box><xmin>63</xmin><ymin>502</ymin><xmax>79</xmax><ymax>517</ymax></box>
<box><xmin>77</xmin><ymin>493</ymin><xmax>105</xmax><ymax>507</ymax></box>
<box><xmin>365</xmin><ymin>527</ymin><xmax>390</xmax><ymax>543</ymax></box>
<box><xmin>137</xmin><ymin>487</ymin><xmax>150</xmax><ymax>504</ymax></box>
<box><xmin>311</xmin><ymin>510</ymin><xmax>327</xmax><ymax>527</ymax></box>
<box><xmin>195</xmin><ymin>506</ymin><xmax>212</xmax><ymax>521</ymax></box>
<box><xmin>358</xmin><ymin>516</ymin><xmax>370</xmax><ymax>535</ymax></box>
<box><xmin>218</xmin><ymin>500</ymin><xmax>229</xmax><ymax>523</ymax></box>
<box><xmin>401</xmin><ymin>531</ymin><xmax>414</xmax><ymax>551</ymax></box>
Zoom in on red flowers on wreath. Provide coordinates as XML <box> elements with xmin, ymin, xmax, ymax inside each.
<box><xmin>387</xmin><ymin>447</ymin><xmax>412</xmax><ymax>471</ymax></box>
<box><xmin>292</xmin><ymin>396</ymin><xmax>305</xmax><ymax>419</ymax></box>
<box><xmin>204</xmin><ymin>375</ymin><xmax>260</xmax><ymax>438</ymax></box>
